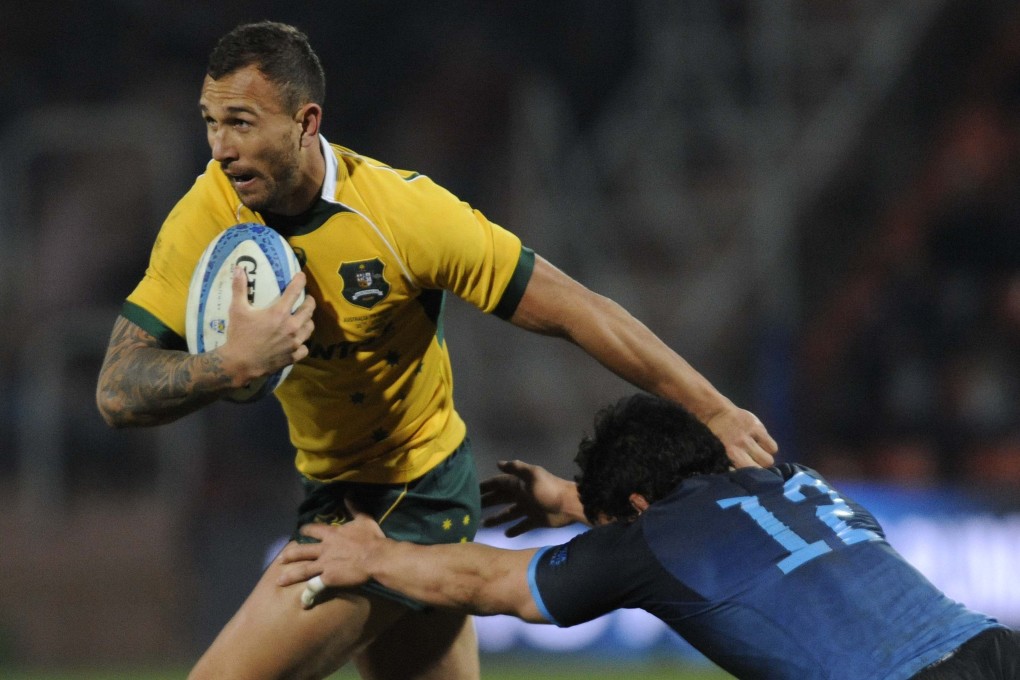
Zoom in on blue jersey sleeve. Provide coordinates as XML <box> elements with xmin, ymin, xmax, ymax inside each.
<box><xmin>529</xmin><ymin>521</ymin><xmax>702</xmax><ymax>627</ymax></box>
<box><xmin>530</xmin><ymin>524</ymin><xmax>636</xmax><ymax>626</ymax></box>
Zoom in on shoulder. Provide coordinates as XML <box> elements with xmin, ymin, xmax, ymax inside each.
<box><xmin>332</xmin><ymin>144</ymin><xmax>430</xmax><ymax>187</ymax></box>
<box><xmin>330</xmin><ymin>144</ymin><xmax>463</xmax><ymax>214</ymax></box>
<box><xmin>534</xmin><ymin>522</ymin><xmax>651</xmax><ymax>587</ymax></box>
<box><xmin>566</xmin><ymin>520</ymin><xmax>644</xmax><ymax>557</ymax></box>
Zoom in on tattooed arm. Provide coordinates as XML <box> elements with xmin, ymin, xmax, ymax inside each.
<box><xmin>96</xmin><ymin>269</ymin><xmax>315</xmax><ymax>428</ymax></box>
<box><xmin>96</xmin><ymin>315</ymin><xmax>234</xmax><ymax>427</ymax></box>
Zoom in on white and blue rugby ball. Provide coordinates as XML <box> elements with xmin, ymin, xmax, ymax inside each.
<box><xmin>185</xmin><ymin>223</ymin><xmax>304</xmax><ymax>403</ymax></box>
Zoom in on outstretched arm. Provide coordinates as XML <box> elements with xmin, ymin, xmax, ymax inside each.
<box><xmin>277</xmin><ymin>514</ymin><xmax>546</xmax><ymax>622</ymax></box>
<box><xmin>96</xmin><ymin>269</ymin><xmax>314</xmax><ymax>427</ymax></box>
<box><xmin>510</xmin><ymin>255</ymin><xmax>777</xmax><ymax>468</ymax></box>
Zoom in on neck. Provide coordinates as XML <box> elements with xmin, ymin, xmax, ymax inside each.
<box><xmin>278</xmin><ymin>136</ymin><xmax>327</xmax><ymax>216</ymax></box>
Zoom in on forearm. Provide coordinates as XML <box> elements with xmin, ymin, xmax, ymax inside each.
<box><xmin>96</xmin><ymin>316</ymin><xmax>234</xmax><ymax>427</ymax></box>
<box><xmin>367</xmin><ymin>541</ymin><xmax>543</xmax><ymax>621</ymax></box>
<box><xmin>511</xmin><ymin>258</ymin><xmax>731</xmax><ymax>421</ymax></box>
<box><xmin>569</xmin><ymin>293</ymin><xmax>730</xmax><ymax>419</ymax></box>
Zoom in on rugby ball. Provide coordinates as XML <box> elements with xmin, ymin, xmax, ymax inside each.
<box><xmin>185</xmin><ymin>223</ymin><xmax>304</xmax><ymax>403</ymax></box>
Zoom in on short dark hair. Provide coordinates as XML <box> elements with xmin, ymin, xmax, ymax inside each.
<box><xmin>574</xmin><ymin>393</ymin><xmax>730</xmax><ymax>523</ymax></box>
<box><xmin>207</xmin><ymin>21</ymin><xmax>326</xmax><ymax>111</ymax></box>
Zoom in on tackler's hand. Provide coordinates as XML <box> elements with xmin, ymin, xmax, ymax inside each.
<box><xmin>480</xmin><ymin>460</ymin><xmax>586</xmax><ymax>536</ymax></box>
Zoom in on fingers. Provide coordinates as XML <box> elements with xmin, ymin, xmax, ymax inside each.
<box><xmin>480</xmin><ymin>472</ymin><xmax>516</xmax><ymax>493</ymax></box>
<box><xmin>275</xmin><ymin>562</ymin><xmax>326</xmax><ymax>610</ymax></box>
<box><xmin>481</xmin><ymin>506</ymin><xmax>536</xmax><ymax>538</ymax></box>
<box><xmin>725</xmin><ymin>438</ymin><xmax>775</xmax><ymax>469</ymax></box>
<box><xmin>725</xmin><ymin>446</ymin><xmax>756</xmax><ymax>469</ymax></box>
<box><xmin>275</xmin><ymin>535</ymin><xmax>328</xmax><ymax>608</ymax></box>
<box><xmin>480</xmin><ymin>475</ymin><xmax>519</xmax><ymax>508</ymax></box>
<box><xmin>481</xmin><ymin>505</ymin><xmax>525</xmax><ymax>528</ymax></box>
<box><xmin>295</xmin><ymin>291</ymin><xmax>316</xmax><ymax>320</ymax></box>
<box><xmin>739</xmin><ymin>420</ymin><xmax>777</xmax><ymax>467</ymax></box>
<box><xmin>742</xmin><ymin>412</ymin><xmax>779</xmax><ymax>458</ymax></box>
<box><xmin>301</xmin><ymin>575</ymin><xmax>325</xmax><ymax>608</ymax></box>
<box><xmin>230</xmin><ymin>266</ymin><xmax>251</xmax><ymax>308</ymax></box>
<box><xmin>277</xmin><ymin>560</ymin><xmax>321</xmax><ymax>587</ymax></box>
<box><xmin>479</xmin><ymin>474</ymin><xmax>508</xmax><ymax>495</ymax></box>
<box><xmin>278</xmin><ymin>539</ymin><xmax>324</xmax><ymax>564</ymax></box>
<box><xmin>480</xmin><ymin>460</ymin><xmax>534</xmax><ymax>507</ymax></box>
<box><xmin>751</xmin><ymin>439</ymin><xmax>776</xmax><ymax>467</ymax></box>
<box><xmin>276</xmin><ymin>273</ymin><xmax>314</xmax><ymax>364</ymax></box>
<box><xmin>706</xmin><ymin>407</ymin><xmax>780</xmax><ymax>469</ymax></box>
<box><xmin>497</xmin><ymin>459</ymin><xmax>535</xmax><ymax>479</ymax></box>
<box><xmin>503</xmin><ymin>519</ymin><xmax>536</xmax><ymax>538</ymax></box>
<box><xmin>281</xmin><ymin>271</ymin><xmax>308</xmax><ymax>310</ymax></box>
<box><xmin>295</xmin><ymin>523</ymin><xmax>331</xmax><ymax>543</ymax></box>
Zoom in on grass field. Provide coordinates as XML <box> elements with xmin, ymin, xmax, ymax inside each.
<box><xmin>0</xmin><ymin>660</ymin><xmax>734</xmax><ymax>679</ymax></box>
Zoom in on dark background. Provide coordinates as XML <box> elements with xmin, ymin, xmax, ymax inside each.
<box><xmin>0</xmin><ymin>0</ymin><xmax>1017</xmax><ymax>670</ymax></box>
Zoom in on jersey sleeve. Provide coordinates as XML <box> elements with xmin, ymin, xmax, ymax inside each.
<box><xmin>389</xmin><ymin>174</ymin><xmax>534</xmax><ymax>319</ymax></box>
<box><xmin>123</xmin><ymin>166</ymin><xmax>244</xmax><ymax>347</ymax></box>
<box><xmin>528</xmin><ymin>523</ymin><xmax>645</xmax><ymax>627</ymax></box>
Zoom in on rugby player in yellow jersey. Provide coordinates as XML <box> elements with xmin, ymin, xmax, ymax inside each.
<box><xmin>95</xmin><ymin>20</ymin><xmax>778</xmax><ymax>680</ymax></box>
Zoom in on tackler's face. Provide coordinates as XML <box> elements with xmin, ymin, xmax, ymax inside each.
<box><xmin>199</xmin><ymin>65</ymin><xmax>306</xmax><ymax>215</ymax></box>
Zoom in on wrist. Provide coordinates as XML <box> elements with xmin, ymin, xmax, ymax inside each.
<box><xmin>558</xmin><ymin>481</ymin><xmax>587</xmax><ymax>524</ymax></box>
<box><xmin>210</xmin><ymin>346</ymin><xmax>257</xmax><ymax>390</ymax></box>
<box><xmin>364</xmin><ymin>536</ymin><xmax>400</xmax><ymax>582</ymax></box>
<box><xmin>682</xmin><ymin>390</ymin><xmax>735</xmax><ymax>424</ymax></box>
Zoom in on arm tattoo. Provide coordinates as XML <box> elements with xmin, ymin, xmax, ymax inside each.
<box><xmin>97</xmin><ymin>316</ymin><xmax>231</xmax><ymax>427</ymax></box>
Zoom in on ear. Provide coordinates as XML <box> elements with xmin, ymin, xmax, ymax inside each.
<box><xmin>628</xmin><ymin>493</ymin><xmax>650</xmax><ymax>515</ymax></box>
<box><xmin>296</xmin><ymin>103</ymin><xmax>322</xmax><ymax>148</ymax></box>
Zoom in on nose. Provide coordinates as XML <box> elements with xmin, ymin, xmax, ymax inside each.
<box><xmin>209</xmin><ymin>128</ymin><xmax>238</xmax><ymax>164</ymax></box>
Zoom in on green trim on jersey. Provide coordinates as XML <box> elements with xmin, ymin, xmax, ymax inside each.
<box><xmin>262</xmin><ymin>198</ymin><xmax>354</xmax><ymax>237</ymax></box>
<box><xmin>493</xmin><ymin>246</ymin><xmax>536</xmax><ymax>319</ymax></box>
<box><xmin>121</xmin><ymin>300</ymin><xmax>187</xmax><ymax>350</ymax></box>
<box><xmin>417</xmin><ymin>289</ymin><xmax>447</xmax><ymax>346</ymax></box>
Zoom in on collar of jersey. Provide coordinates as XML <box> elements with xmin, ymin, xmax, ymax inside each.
<box><xmin>318</xmin><ymin>133</ymin><xmax>341</xmax><ymax>200</ymax></box>
<box><xmin>256</xmin><ymin>135</ymin><xmax>352</xmax><ymax>236</ymax></box>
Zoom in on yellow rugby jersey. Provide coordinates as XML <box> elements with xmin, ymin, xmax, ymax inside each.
<box><xmin>124</xmin><ymin>136</ymin><xmax>533</xmax><ymax>483</ymax></box>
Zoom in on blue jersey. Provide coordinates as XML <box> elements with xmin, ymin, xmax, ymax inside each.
<box><xmin>528</xmin><ymin>464</ymin><xmax>999</xmax><ymax>679</ymax></box>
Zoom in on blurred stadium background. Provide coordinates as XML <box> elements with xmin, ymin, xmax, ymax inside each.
<box><xmin>1</xmin><ymin>1</ymin><xmax>1018</xmax><ymax>677</ymax></box>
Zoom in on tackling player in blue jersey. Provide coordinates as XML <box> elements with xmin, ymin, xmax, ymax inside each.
<box><xmin>278</xmin><ymin>393</ymin><xmax>1020</xmax><ymax>679</ymax></box>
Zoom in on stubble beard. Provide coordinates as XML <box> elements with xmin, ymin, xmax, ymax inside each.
<box><xmin>238</xmin><ymin>148</ymin><xmax>302</xmax><ymax>215</ymax></box>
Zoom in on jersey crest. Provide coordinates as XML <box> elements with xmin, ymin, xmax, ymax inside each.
<box><xmin>339</xmin><ymin>258</ymin><xmax>390</xmax><ymax>308</ymax></box>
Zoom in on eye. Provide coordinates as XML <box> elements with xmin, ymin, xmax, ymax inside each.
<box><xmin>233</xmin><ymin>119</ymin><xmax>253</xmax><ymax>130</ymax></box>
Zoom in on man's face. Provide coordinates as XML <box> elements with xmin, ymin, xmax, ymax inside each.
<box><xmin>199</xmin><ymin>65</ymin><xmax>305</xmax><ymax>214</ymax></box>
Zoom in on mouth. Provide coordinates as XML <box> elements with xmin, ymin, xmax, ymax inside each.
<box><xmin>223</xmin><ymin>166</ymin><xmax>259</xmax><ymax>191</ymax></box>
<box><xmin>230</xmin><ymin>173</ymin><xmax>257</xmax><ymax>191</ymax></box>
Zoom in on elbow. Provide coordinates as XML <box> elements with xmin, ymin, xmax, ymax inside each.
<box><xmin>95</xmin><ymin>384</ymin><xmax>130</xmax><ymax>429</ymax></box>
<box><xmin>96</xmin><ymin>400</ymin><xmax>123</xmax><ymax>429</ymax></box>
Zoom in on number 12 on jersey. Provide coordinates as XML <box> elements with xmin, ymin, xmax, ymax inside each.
<box><xmin>717</xmin><ymin>471</ymin><xmax>881</xmax><ymax>574</ymax></box>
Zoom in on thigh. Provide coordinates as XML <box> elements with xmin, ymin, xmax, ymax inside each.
<box><xmin>188</xmin><ymin>541</ymin><xmax>408</xmax><ymax>680</ymax></box>
<box><xmin>355</xmin><ymin>608</ymin><xmax>479</xmax><ymax>680</ymax></box>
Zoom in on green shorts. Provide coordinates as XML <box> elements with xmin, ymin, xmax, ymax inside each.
<box><xmin>293</xmin><ymin>439</ymin><xmax>480</xmax><ymax>610</ymax></box>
